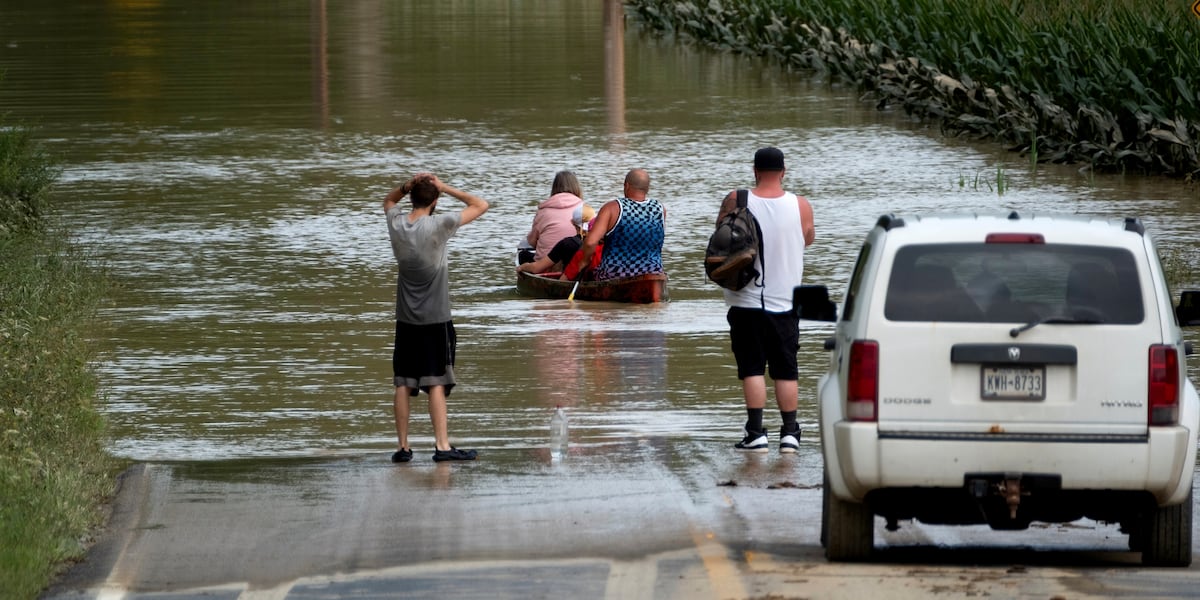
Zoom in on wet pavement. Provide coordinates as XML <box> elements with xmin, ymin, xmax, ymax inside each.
<box><xmin>8</xmin><ymin>3</ymin><xmax>1200</xmax><ymax>597</ymax></box>
<box><xmin>44</xmin><ymin>438</ymin><xmax>1200</xmax><ymax>599</ymax></box>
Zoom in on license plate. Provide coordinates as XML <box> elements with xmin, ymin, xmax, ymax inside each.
<box><xmin>981</xmin><ymin>365</ymin><xmax>1045</xmax><ymax>400</ymax></box>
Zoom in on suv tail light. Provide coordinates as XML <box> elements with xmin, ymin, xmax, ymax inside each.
<box><xmin>1148</xmin><ymin>344</ymin><xmax>1180</xmax><ymax>425</ymax></box>
<box><xmin>847</xmin><ymin>340</ymin><xmax>879</xmax><ymax>421</ymax></box>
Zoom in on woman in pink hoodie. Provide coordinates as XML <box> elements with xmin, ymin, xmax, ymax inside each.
<box><xmin>525</xmin><ymin>171</ymin><xmax>584</xmax><ymax>262</ymax></box>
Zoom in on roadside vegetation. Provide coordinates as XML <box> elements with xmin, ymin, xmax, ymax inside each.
<box><xmin>955</xmin><ymin>166</ymin><xmax>1010</xmax><ymax>196</ymax></box>
<box><xmin>0</xmin><ymin>115</ymin><xmax>119</xmax><ymax>599</ymax></box>
<box><xmin>627</xmin><ymin>0</ymin><xmax>1200</xmax><ymax>179</ymax></box>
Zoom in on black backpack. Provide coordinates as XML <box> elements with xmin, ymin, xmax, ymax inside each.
<box><xmin>705</xmin><ymin>189</ymin><xmax>764</xmax><ymax>291</ymax></box>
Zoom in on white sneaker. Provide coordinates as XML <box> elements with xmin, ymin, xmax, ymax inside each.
<box><xmin>735</xmin><ymin>429</ymin><xmax>768</xmax><ymax>453</ymax></box>
<box><xmin>779</xmin><ymin>428</ymin><xmax>800</xmax><ymax>454</ymax></box>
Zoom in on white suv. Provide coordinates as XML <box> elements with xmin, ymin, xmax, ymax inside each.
<box><xmin>814</xmin><ymin>213</ymin><xmax>1198</xmax><ymax>566</ymax></box>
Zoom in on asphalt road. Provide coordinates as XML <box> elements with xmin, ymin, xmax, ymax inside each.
<box><xmin>44</xmin><ymin>438</ymin><xmax>1200</xmax><ymax>600</ymax></box>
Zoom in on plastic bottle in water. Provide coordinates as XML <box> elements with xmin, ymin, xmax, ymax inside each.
<box><xmin>549</xmin><ymin>405</ymin><xmax>568</xmax><ymax>460</ymax></box>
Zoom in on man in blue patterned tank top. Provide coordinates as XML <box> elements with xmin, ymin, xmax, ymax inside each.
<box><xmin>572</xmin><ymin>169</ymin><xmax>666</xmax><ymax>281</ymax></box>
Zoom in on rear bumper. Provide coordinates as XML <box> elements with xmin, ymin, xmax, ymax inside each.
<box><xmin>830</xmin><ymin>422</ymin><xmax>1196</xmax><ymax>505</ymax></box>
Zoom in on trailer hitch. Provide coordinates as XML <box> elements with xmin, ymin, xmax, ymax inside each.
<box><xmin>966</xmin><ymin>472</ymin><xmax>1056</xmax><ymax>521</ymax></box>
<box><xmin>998</xmin><ymin>475</ymin><xmax>1025</xmax><ymax>520</ymax></box>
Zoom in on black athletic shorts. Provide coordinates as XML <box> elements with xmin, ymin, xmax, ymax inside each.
<box><xmin>727</xmin><ymin>306</ymin><xmax>800</xmax><ymax>381</ymax></box>
<box><xmin>392</xmin><ymin>320</ymin><xmax>456</xmax><ymax>395</ymax></box>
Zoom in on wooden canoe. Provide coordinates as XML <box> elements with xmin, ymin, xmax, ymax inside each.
<box><xmin>516</xmin><ymin>271</ymin><xmax>668</xmax><ymax>304</ymax></box>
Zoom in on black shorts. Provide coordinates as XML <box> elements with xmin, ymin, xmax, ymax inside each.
<box><xmin>727</xmin><ymin>306</ymin><xmax>800</xmax><ymax>381</ymax></box>
<box><xmin>392</xmin><ymin>321</ymin><xmax>456</xmax><ymax>395</ymax></box>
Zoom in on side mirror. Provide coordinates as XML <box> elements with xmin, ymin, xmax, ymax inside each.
<box><xmin>793</xmin><ymin>285</ymin><xmax>837</xmax><ymax>322</ymax></box>
<box><xmin>1176</xmin><ymin>290</ymin><xmax>1200</xmax><ymax>327</ymax></box>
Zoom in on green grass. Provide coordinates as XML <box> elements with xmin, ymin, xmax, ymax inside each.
<box><xmin>955</xmin><ymin>166</ymin><xmax>1010</xmax><ymax>195</ymax></box>
<box><xmin>0</xmin><ymin>118</ymin><xmax>120</xmax><ymax>599</ymax></box>
<box><xmin>0</xmin><ymin>232</ymin><xmax>119</xmax><ymax>600</ymax></box>
<box><xmin>0</xmin><ymin>124</ymin><xmax>60</xmax><ymax>236</ymax></box>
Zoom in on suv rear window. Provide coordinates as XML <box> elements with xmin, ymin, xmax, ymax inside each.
<box><xmin>884</xmin><ymin>244</ymin><xmax>1144</xmax><ymax>324</ymax></box>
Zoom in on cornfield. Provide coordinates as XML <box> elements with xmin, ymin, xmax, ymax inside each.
<box><xmin>627</xmin><ymin>0</ymin><xmax>1200</xmax><ymax>179</ymax></box>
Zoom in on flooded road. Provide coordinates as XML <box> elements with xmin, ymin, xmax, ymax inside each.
<box><xmin>4</xmin><ymin>0</ymin><xmax>1198</xmax><ymax>462</ymax></box>
<box><xmin>5</xmin><ymin>1</ymin><xmax>1200</xmax><ymax>596</ymax></box>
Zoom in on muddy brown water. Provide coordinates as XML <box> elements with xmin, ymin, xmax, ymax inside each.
<box><xmin>2</xmin><ymin>0</ymin><xmax>1198</xmax><ymax>463</ymax></box>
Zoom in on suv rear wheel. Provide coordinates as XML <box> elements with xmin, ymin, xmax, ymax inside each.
<box><xmin>1142</xmin><ymin>488</ymin><xmax>1193</xmax><ymax>567</ymax></box>
<box><xmin>823</xmin><ymin>470</ymin><xmax>874</xmax><ymax>561</ymax></box>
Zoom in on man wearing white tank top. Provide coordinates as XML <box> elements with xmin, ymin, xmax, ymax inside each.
<box><xmin>717</xmin><ymin>147</ymin><xmax>816</xmax><ymax>453</ymax></box>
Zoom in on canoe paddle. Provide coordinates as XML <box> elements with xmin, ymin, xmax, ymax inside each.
<box><xmin>567</xmin><ymin>279</ymin><xmax>580</xmax><ymax>302</ymax></box>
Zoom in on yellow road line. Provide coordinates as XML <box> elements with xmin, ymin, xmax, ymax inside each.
<box><xmin>688</xmin><ymin>490</ymin><xmax>748</xmax><ymax>599</ymax></box>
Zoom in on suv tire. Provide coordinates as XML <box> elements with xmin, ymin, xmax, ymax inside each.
<box><xmin>823</xmin><ymin>470</ymin><xmax>874</xmax><ymax>561</ymax></box>
<box><xmin>820</xmin><ymin>470</ymin><xmax>829</xmax><ymax>549</ymax></box>
<box><xmin>1142</xmin><ymin>489</ymin><xmax>1193</xmax><ymax>567</ymax></box>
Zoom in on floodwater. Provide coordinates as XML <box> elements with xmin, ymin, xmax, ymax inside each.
<box><xmin>3</xmin><ymin>0</ymin><xmax>1199</xmax><ymax>463</ymax></box>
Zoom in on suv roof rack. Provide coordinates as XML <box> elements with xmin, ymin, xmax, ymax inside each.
<box><xmin>876</xmin><ymin>214</ymin><xmax>905</xmax><ymax>231</ymax></box>
<box><xmin>878</xmin><ymin>212</ymin><xmax>1146</xmax><ymax>236</ymax></box>
<box><xmin>1124</xmin><ymin>217</ymin><xmax>1146</xmax><ymax>235</ymax></box>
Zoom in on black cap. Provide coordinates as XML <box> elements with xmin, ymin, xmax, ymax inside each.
<box><xmin>753</xmin><ymin>147</ymin><xmax>785</xmax><ymax>171</ymax></box>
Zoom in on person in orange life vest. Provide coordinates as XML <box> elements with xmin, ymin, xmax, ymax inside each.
<box><xmin>559</xmin><ymin>209</ymin><xmax>604</xmax><ymax>281</ymax></box>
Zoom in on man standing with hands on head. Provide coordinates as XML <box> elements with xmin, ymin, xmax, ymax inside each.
<box><xmin>718</xmin><ymin>147</ymin><xmax>815</xmax><ymax>454</ymax></box>
<box><xmin>384</xmin><ymin>172</ymin><xmax>489</xmax><ymax>463</ymax></box>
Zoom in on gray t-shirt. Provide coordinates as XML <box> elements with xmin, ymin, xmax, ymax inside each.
<box><xmin>386</xmin><ymin>206</ymin><xmax>461</xmax><ymax>324</ymax></box>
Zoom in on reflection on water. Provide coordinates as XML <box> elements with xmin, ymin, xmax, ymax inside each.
<box><xmin>310</xmin><ymin>0</ymin><xmax>330</xmax><ymax>129</ymax></box>
<box><xmin>604</xmin><ymin>0</ymin><xmax>627</xmax><ymax>141</ymax></box>
<box><xmin>1</xmin><ymin>1</ymin><xmax>1197</xmax><ymax>460</ymax></box>
<box><xmin>531</xmin><ymin>327</ymin><xmax>588</xmax><ymax>410</ymax></box>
